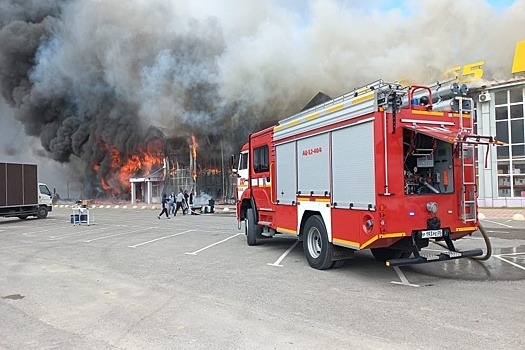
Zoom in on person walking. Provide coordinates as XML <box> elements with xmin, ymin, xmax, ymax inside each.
<box><xmin>174</xmin><ymin>188</ymin><xmax>185</xmax><ymax>216</ymax></box>
<box><xmin>168</xmin><ymin>192</ymin><xmax>175</xmax><ymax>215</ymax></box>
<box><xmin>183</xmin><ymin>189</ymin><xmax>190</xmax><ymax>215</ymax></box>
<box><xmin>157</xmin><ymin>193</ymin><xmax>170</xmax><ymax>219</ymax></box>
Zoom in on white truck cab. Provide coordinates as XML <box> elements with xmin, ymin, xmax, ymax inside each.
<box><xmin>39</xmin><ymin>183</ymin><xmax>53</xmax><ymax>206</ymax></box>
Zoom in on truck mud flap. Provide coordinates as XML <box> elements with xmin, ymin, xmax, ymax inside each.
<box><xmin>386</xmin><ymin>248</ymin><xmax>482</xmax><ymax>267</ymax></box>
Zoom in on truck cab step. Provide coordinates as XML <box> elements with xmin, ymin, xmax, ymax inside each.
<box><xmin>257</xmin><ymin>220</ymin><xmax>272</xmax><ymax>227</ymax></box>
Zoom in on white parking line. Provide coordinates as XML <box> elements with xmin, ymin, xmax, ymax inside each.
<box><xmin>128</xmin><ymin>229</ymin><xmax>192</xmax><ymax>248</ymax></box>
<box><xmin>185</xmin><ymin>233</ymin><xmax>241</xmax><ymax>255</ymax></box>
<box><xmin>85</xmin><ymin>227</ymin><xmax>158</xmax><ymax>242</ymax></box>
<box><xmin>482</xmin><ymin>220</ymin><xmax>515</xmax><ymax>228</ymax></box>
<box><xmin>391</xmin><ymin>267</ymin><xmax>420</xmax><ymax>287</ymax></box>
<box><xmin>268</xmin><ymin>241</ymin><xmax>299</xmax><ymax>267</ymax></box>
<box><xmin>494</xmin><ymin>252</ymin><xmax>525</xmax><ymax>256</ymax></box>
<box><xmin>493</xmin><ymin>254</ymin><xmax>525</xmax><ymax>271</ymax></box>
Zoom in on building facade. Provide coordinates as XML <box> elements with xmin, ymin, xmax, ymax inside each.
<box><xmin>476</xmin><ymin>79</ymin><xmax>525</xmax><ymax>207</ymax></box>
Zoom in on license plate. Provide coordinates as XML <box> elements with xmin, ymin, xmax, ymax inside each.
<box><xmin>421</xmin><ymin>229</ymin><xmax>443</xmax><ymax>238</ymax></box>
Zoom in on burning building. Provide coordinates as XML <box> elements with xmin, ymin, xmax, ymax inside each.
<box><xmin>129</xmin><ymin>126</ymin><xmax>236</xmax><ymax>204</ymax></box>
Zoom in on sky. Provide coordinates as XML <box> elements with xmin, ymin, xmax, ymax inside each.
<box><xmin>276</xmin><ymin>0</ymin><xmax>517</xmax><ymax>18</ymax></box>
<box><xmin>487</xmin><ymin>0</ymin><xmax>516</xmax><ymax>7</ymax></box>
<box><xmin>0</xmin><ymin>0</ymin><xmax>523</xmax><ymax>199</ymax></box>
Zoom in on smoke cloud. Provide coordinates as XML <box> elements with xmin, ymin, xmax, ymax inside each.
<box><xmin>0</xmin><ymin>0</ymin><xmax>524</xmax><ymax>196</ymax></box>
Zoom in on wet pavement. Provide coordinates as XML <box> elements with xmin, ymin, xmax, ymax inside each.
<box><xmin>404</xmin><ymin>247</ymin><xmax>525</xmax><ymax>281</ymax></box>
<box><xmin>401</xmin><ymin>211</ymin><xmax>525</xmax><ymax>281</ymax></box>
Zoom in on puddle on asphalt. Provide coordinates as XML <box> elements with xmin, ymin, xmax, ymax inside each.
<box><xmin>405</xmin><ymin>244</ymin><xmax>525</xmax><ymax>281</ymax></box>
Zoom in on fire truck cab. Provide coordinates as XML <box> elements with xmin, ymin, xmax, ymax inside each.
<box><xmin>235</xmin><ymin>80</ymin><xmax>500</xmax><ymax>270</ymax></box>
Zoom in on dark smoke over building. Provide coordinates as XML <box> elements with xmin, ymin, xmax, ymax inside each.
<box><xmin>0</xmin><ymin>0</ymin><xmax>524</xmax><ymax>198</ymax></box>
<box><xmin>0</xmin><ymin>1</ymin><xmax>257</xmax><ymax>197</ymax></box>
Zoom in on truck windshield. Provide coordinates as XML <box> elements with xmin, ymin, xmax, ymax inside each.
<box><xmin>39</xmin><ymin>184</ymin><xmax>52</xmax><ymax>196</ymax></box>
<box><xmin>239</xmin><ymin>152</ymin><xmax>248</xmax><ymax>171</ymax></box>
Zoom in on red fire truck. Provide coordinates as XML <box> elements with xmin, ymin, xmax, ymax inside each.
<box><xmin>235</xmin><ymin>80</ymin><xmax>500</xmax><ymax>269</ymax></box>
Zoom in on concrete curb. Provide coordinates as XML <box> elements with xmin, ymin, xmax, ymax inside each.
<box><xmin>512</xmin><ymin>213</ymin><xmax>525</xmax><ymax>221</ymax></box>
<box><xmin>479</xmin><ymin>208</ymin><xmax>525</xmax><ymax>220</ymax></box>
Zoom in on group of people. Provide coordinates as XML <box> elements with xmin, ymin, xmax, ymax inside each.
<box><xmin>157</xmin><ymin>189</ymin><xmax>191</xmax><ymax>219</ymax></box>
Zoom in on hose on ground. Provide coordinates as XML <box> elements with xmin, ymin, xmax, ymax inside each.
<box><xmin>432</xmin><ymin>222</ymin><xmax>492</xmax><ymax>261</ymax></box>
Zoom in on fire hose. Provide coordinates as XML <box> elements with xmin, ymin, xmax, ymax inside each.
<box><xmin>432</xmin><ymin>222</ymin><xmax>492</xmax><ymax>261</ymax></box>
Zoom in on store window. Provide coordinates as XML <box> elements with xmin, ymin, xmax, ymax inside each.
<box><xmin>511</xmin><ymin>104</ymin><xmax>524</xmax><ymax>119</ymax></box>
<box><xmin>510</xmin><ymin>89</ymin><xmax>524</xmax><ymax>103</ymax></box>
<box><xmin>496</xmin><ymin>121</ymin><xmax>509</xmax><ymax>143</ymax></box>
<box><xmin>496</xmin><ymin>106</ymin><xmax>508</xmax><ymax>121</ymax></box>
<box><xmin>496</xmin><ymin>87</ymin><xmax>525</xmax><ymax>197</ymax></box>
<box><xmin>495</xmin><ymin>91</ymin><xmax>508</xmax><ymax>105</ymax></box>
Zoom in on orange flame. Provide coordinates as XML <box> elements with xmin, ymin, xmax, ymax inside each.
<box><xmin>190</xmin><ymin>134</ymin><xmax>198</xmax><ymax>159</ymax></box>
<box><xmin>205</xmin><ymin>168</ymin><xmax>221</xmax><ymax>175</ymax></box>
<box><xmin>92</xmin><ymin>140</ymin><xmax>164</xmax><ymax>196</ymax></box>
<box><xmin>190</xmin><ymin>135</ymin><xmax>198</xmax><ymax>181</ymax></box>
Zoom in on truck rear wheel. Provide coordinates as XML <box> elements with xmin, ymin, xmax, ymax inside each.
<box><xmin>246</xmin><ymin>208</ymin><xmax>262</xmax><ymax>246</ymax></box>
<box><xmin>36</xmin><ymin>206</ymin><xmax>48</xmax><ymax>219</ymax></box>
<box><xmin>370</xmin><ymin>248</ymin><xmax>410</xmax><ymax>262</ymax></box>
<box><xmin>303</xmin><ymin>215</ymin><xmax>333</xmax><ymax>270</ymax></box>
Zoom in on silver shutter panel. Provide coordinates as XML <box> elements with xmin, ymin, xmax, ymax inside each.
<box><xmin>297</xmin><ymin>133</ymin><xmax>330</xmax><ymax>196</ymax></box>
<box><xmin>332</xmin><ymin>121</ymin><xmax>376</xmax><ymax>209</ymax></box>
<box><xmin>275</xmin><ymin>142</ymin><xmax>297</xmax><ymax>204</ymax></box>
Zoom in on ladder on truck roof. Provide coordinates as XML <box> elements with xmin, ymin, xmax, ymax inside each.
<box><xmin>278</xmin><ymin>78</ymin><xmax>460</xmax><ymax>126</ymax></box>
<box><xmin>273</xmin><ymin>79</ymin><xmax>405</xmax><ymax>142</ymax></box>
<box><xmin>277</xmin><ymin>79</ymin><xmax>392</xmax><ymax>125</ymax></box>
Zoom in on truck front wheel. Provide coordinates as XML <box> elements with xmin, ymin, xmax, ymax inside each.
<box><xmin>303</xmin><ymin>215</ymin><xmax>333</xmax><ymax>270</ymax></box>
<box><xmin>246</xmin><ymin>208</ymin><xmax>262</xmax><ymax>246</ymax></box>
<box><xmin>36</xmin><ymin>206</ymin><xmax>48</xmax><ymax>219</ymax></box>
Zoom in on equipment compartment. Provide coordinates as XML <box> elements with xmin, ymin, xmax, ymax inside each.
<box><xmin>403</xmin><ymin>128</ymin><xmax>454</xmax><ymax>195</ymax></box>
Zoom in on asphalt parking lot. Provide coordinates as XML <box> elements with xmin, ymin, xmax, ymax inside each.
<box><xmin>1</xmin><ymin>207</ymin><xmax>524</xmax><ymax>350</ymax></box>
